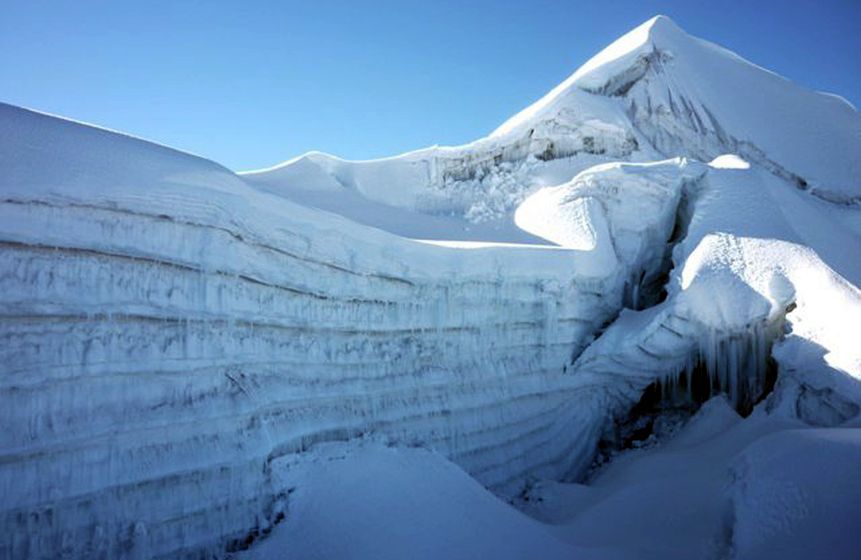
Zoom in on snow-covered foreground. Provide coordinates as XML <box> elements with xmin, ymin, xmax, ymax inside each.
<box><xmin>1</xmin><ymin>14</ymin><xmax>860</xmax><ymax>560</ymax></box>
<box><xmin>239</xmin><ymin>400</ymin><xmax>861</xmax><ymax>560</ymax></box>
<box><xmin>522</xmin><ymin>397</ymin><xmax>861</xmax><ymax>560</ymax></box>
<box><xmin>236</xmin><ymin>441</ymin><xmax>628</xmax><ymax>560</ymax></box>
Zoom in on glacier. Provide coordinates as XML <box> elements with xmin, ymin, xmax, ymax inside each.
<box><xmin>2</xmin><ymin>14</ymin><xmax>861</xmax><ymax>560</ymax></box>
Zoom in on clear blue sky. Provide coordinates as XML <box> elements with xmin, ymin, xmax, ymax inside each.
<box><xmin>2</xmin><ymin>0</ymin><xmax>859</xmax><ymax>170</ymax></box>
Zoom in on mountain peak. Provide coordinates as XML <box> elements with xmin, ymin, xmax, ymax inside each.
<box><xmin>490</xmin><ymin>12</ymin><xmax>861</xmax><ymax>203</ymax></box>
<box><xmin>489</xmin><ymin>15</ymin><xmax>691</xmax><ymax>137</ymax></box>
<box><xmin>568</xmin><ymin>14</ymin><xmax>690</xmax><ymax>92</ymax></box>
<box><xmin>643</xmin><ymin>14</ymin><xmax>683</xmax><ymax>37</ymax></box>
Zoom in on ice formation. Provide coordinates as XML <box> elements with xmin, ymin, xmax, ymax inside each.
<box><xmin>2</xmin><ymin>14</ymin><xmax>860</xmax><ymax>560</ymax></box>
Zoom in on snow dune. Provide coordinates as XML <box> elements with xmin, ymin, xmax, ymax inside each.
<box><xmin>238</xmin><ymin>441</ymin><xmax>636</xmax><ymax>560</ymax></box>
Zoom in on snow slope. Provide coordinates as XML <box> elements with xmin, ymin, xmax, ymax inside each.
<box><xmin>237</xmin><ymin>441</ymin><xmax>635</xmax><ymax>560</ymax></box>
<box><xmin>2</xmin><ymin>13</ymin><xmax>861</xmax><ymax>560</ymax></box>
<box><xmin>245</xmin><ymin>407</ymin><xmax>861</xmax><ymax>560</ymax></box>
<box><xmin>496</xmin><ymin>15</ymin><xmax>861</xmax><ymax>204</ymax></box>
<box><xmin>519</xmin><ymin>397</ymin><xmax>861</xmax><ymax>560</ymax></box>
<box><xmin>240</xmin><ymin>82</ymin><xmax>654</xmax><ymax>236</ymax></box>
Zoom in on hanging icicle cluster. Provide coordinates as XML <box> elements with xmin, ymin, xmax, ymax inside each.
<box><xmin>656</xmin><ymin>320</ymin><xmax>781</xmax><ymax>413</ymax></box>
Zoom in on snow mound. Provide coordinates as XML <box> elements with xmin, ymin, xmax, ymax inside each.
<box><xmin>709</xmin><ymin>154</ymin><xmax>750</xmax><ymax>169</ymax></box>
<box><xmin>518</xmin><ymin>398</ymin><xmax>861</xmax><ymax>560</ymax></box>
<box><xmin>729</xmin><ymin>428</ymin><xmax>861</xmax><ymax>560</ymax></box>
<box><xmin>517</xmin><ymin>158</ymin><xmax>703</xmax><ymax>267</ymax></box>
<box><xmin>0</xmin><ymin>102</ymin><xmax>246</xmax><ymax>198</ymax></box>
<box><xmin>239</xmin><ymin>442</ymin><xmax>632</xmax><ymax>560</ymax></box>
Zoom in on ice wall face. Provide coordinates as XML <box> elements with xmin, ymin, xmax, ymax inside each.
<box><xmin>0</xmin><ymin>103</ymin><xmax>687</xmax><ymax>558</ymax></box>
<box><xmin>0</xmin><ymin>231</ymin><xmax>593</xmax><ymax>558</ymax></box>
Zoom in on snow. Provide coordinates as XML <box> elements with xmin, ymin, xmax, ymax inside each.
<box><xmin>518</xmin><ymin>158</ymin><xmax>702</xmax><ymax>267</ymax></box>
<box><xmin>491</xmin><ymin>15</ymin><xmax>670</xmax><ymax>137</ymax></box>
<box><xmin>518</xmin><ymin>397</ymin><xmax>861</xmax><ymax>560</ymax></box>
<box><xmin>240</xmin><ymin>77</ymin><xmax>651</xmax><ymax>231</ymax></box>
<box><xmin>237</xmin><ymin>442</ymin><xmax>632</xmax><ymax>560</ymax></box>
<box><xmin>729</xmin><ymin>427</ymin><xmax>861</xmax><ymax>560</ymax></box>
<box><xmin>565</xmin><ymin>157</ymin><xmax>861</xmax><ymax>430</ymax></box>
<box><xmin>709</xmin><ymin>154</ymin><xmax>750</xmax><ymax>169</ymax></box>
<box><xmin>245</xmin><ymin>399</ymin><xmax>861</xmax><ymax>560</ymax></box>
<box><xmin>2</xmin><ymin>13</ymin><xmax>861</xmax><ymax>560</ymax></box>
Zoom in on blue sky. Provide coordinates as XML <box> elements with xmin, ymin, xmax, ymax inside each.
<box><xmin>2</xmin><ymin>0</ymin><xmax>859</xmax><ymax>170</ymax></box>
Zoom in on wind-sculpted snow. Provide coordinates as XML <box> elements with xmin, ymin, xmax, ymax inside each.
<box><xmin>516</xmin><ymin>158</ymin><xmax>706</xmax><ymax>309</ymax></box>
<box><xmin>565</xmin><ymin>157</ymin><xmax>861</xmax><ymax>450</ymax></box>
<box><xmin>241</xmin><ymin>90</ymin><xmax>655</xmax><ymax>229</ymax></box>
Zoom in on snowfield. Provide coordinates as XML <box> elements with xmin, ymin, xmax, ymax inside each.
<box><xmin>1</xmin><ymin>14</ymin><xmax>860</xmax><ymax>560</ymax></box>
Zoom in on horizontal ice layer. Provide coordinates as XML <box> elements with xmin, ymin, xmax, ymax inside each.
<box><xmin>0</xmin><ymin>104</ymin><xmax>693</xmax><ymax>558</ymax></box>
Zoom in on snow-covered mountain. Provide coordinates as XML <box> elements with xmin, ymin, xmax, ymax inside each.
<box><xmin>1</xmin><ymin>15</ymin><xmax>860</xmax><ymax>560</ymax></box>
<box><xmin>242</xmin><ymin>15</ymin><xmax>861</xmax><ymax>233</ymax></box>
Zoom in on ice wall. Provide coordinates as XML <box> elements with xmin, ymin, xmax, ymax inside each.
<box><xmin>0</xmin><ymin>104</ymin><xmax>680</xmax><ymax>558</ymax></box>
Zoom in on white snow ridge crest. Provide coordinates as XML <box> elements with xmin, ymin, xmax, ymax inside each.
<box><xmin>2</xmin><ymin>15</ymin><xmax>861</xmax><ymax>560</ymax></box>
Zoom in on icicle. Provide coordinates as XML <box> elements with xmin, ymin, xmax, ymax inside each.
<box><xmin>655</xmin><ymin>317</ymin><xmax>780</xmax><ymax>413</ymax></box>
<box><xmin>631</xmin><ymin>278</ymin><xmax>640</xmax><ymax>311</ymax></box>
